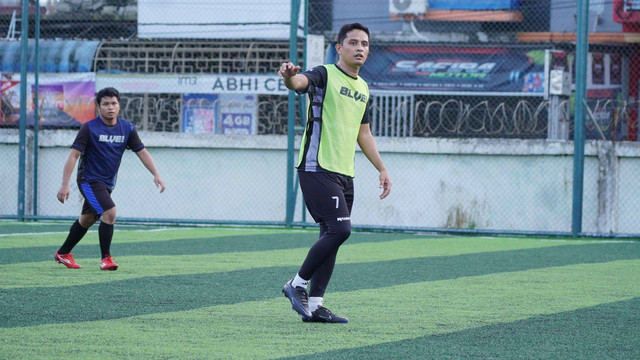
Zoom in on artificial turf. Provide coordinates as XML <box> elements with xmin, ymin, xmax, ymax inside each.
<box><xmin>1</xmin><ymin>222</ymin><xmax>638</xmax><ymax>359</ymax></box>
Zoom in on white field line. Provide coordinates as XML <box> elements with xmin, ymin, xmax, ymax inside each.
<box><xmin>0</xmin><ymin>226</ymin><xmax>313</xmax><ymax>237</ymax></box>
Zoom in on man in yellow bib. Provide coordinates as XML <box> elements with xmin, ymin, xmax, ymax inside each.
<box><xmin>279</xmin><ymin>23</ymin><xmax>392</xmax><ymax>323</ymax></box>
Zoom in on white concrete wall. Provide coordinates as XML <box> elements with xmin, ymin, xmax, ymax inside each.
<box><xmin>0</xmin><ymin>143</ymin><xmax>19</xmax><ymax>216</ymax></box>
<box><xmin>2</xmin><ymin>129</ymin><xmax>640</xmax><ymax>234</ymax></box>
<box><xmin>29</xmin><ymin>130</ymin><xmax>289</xmax><ymax>223</ymax></box>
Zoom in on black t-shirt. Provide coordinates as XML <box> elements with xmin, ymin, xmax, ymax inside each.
<box><xmin>72</xmin><ymin>117</ymin><xmax>144</xmax><ymax>190</ymax></box>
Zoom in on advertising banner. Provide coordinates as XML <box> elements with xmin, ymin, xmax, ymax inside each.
<box><xmin>0</xmin><ymin>73</ymin><xmax>96</xmax><ymax>127</ymax></box>
<box><xmin>218</xmin><ymin>94</ymin><xmax>258</xmax><ymax>135</ymax></box>
<box><xmin>359</xmin><ymin>45</ymin><xmax>546</xmax><ymax>96</ymax></box>
<box><xmin>181</xmin><ymin>93</ymin><xmax>257</xmax><ymax>135</ymax></box>
<box><xmin>97</xmin><ymin>74</ymin><xmax>288</xmax><ymax>95</ymax></box>
<box><xmin>181</xmin><ymin>94</ymin><xmax>218</xmax><ymax>134</ymax></box>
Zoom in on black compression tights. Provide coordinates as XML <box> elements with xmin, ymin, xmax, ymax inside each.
<box><xmin>298</xmin><ymin>219</ymin><xmax>351</xmax><ymax>297</ymax></box>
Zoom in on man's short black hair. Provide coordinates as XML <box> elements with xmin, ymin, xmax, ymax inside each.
<box><xmin>336</xmin><ymin>23</ymin><xmax>370</xmax><ymax>45</ymax></box>
<box><xmin>96</xmin><ymin>87</ymin><xmax>120</xmax><ymax>104</ymax></box>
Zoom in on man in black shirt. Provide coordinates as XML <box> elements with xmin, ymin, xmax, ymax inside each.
<box><xmin>54</xmin><ymin>87</ymin><xmax>165</xmax><ymax>270</ymax></box>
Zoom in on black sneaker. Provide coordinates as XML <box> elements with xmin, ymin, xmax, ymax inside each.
<box><xmin>282</xmin><ymin>280</ymin><xmax>312</xmax><ymax>320</ymax></box>
<box><xmin>302</xmin><ymin>306</ymin><xmax>348</xmax><ymax>324</ymax></box>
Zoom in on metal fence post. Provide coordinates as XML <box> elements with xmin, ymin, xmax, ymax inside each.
<box><xmin>572</xmin><ymin>0</ymin><xmax>590</xmax><ymax>238</ymax></box>
<box><xmin>17</xmin><ymin>0</ymin><xmax>29</xmax><ymax>221</ymax></box>
<box><xmin>33</xmin><ymin>0</ymin><xmax>40</xmax><ymax>218</ymax></box>
<box><xmin>286</xmin><ymin>0</ymin><xmax>303</xmax><ymax>227</ymax></box>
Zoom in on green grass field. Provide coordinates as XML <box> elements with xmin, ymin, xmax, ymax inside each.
<box><xmin>1</xmin><ymin>221</ymin><xmax>639</xmax><ymax>359</ymax></box>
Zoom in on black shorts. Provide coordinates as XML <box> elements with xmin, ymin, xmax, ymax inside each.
<box><xmin>298</xmin><ymin>171</ymin><xmax>354</xmax><ymax>223</ymax></box>
<box><xmin>78</xmin><ymin>182</ymin><xmax>115</xmax><ymax>217</ymax></box>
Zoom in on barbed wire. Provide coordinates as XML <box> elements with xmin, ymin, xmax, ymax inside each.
<box><xmin>375</xmin><ymin>97</ymin><xmax>638</xmax><ymax>139</ymax></box>
<box><xmin>3</xmin><ymin>94</ymin><xmax>637</xmax><ymax>140</ymax></box>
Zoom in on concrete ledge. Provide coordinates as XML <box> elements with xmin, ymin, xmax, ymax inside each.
<box><xmin>3</xmin><ymin>129</ymin><xmax>640</xmax><ymax>157</ymax></box>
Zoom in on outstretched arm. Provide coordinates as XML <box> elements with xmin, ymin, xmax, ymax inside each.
<box><xmin>357</xmin><ymin>124</ymin><xmax>392</xmax><ymax>199</ymax></box>
<box><xmin>136</xmin><ymin>148</ymin><xmax>166</xmax><ymax>193</ymax></box>
<box><xmin>278</xmin><ymin>62</ymin><xmax>309</xmax><ymax>91</ymax></box>
<box><xmin>57</xmin><ymin>149</ymin><xmax>82</xmax><ymax>203</ymax></box>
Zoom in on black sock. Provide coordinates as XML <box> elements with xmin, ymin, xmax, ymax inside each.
<box><xmin>58</xmin><ymin>220</ymin><xmax>88</xmax><ymax>254</ymax></box>
<box><xmin>99</xmin><ymin>222</ymin><xmax>114</xmax><ymax>259</ymax></box>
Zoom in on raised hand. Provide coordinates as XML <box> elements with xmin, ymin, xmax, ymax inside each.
<box><xmin>278</xmin><ymin>62</ymin><xmax>300</xmax><ymax>79</ymax></box>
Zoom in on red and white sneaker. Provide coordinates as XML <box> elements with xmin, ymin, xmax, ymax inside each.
<box><xmin>100</xmin><ymin>255</ymin><xmax>118</xmax><ymax>271</ymax></box>
<box><xmin>54</xmin><ymin>251</ymin><xmax>82</xmax><ymax>269</ymax></box>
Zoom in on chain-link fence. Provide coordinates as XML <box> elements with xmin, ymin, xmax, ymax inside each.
<box><xmin>0</xmin><ymin>0</ymin><xmax>639</xmax><ymax>237</ymax></box>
